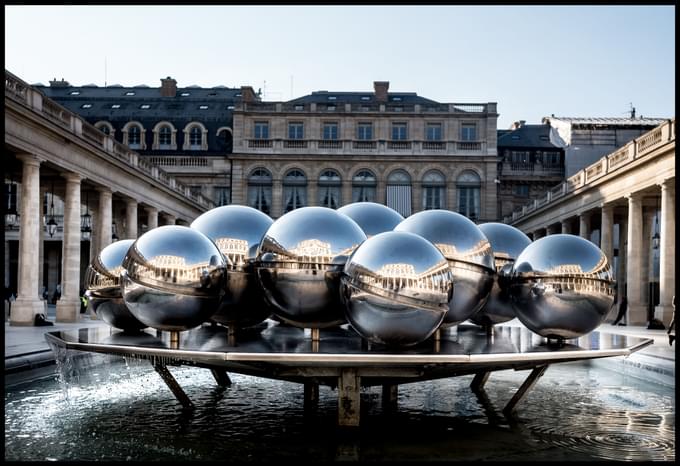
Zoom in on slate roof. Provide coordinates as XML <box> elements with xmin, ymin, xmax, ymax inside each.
<box><xmin>288</xmin><ymin>90</ymin><xmax>440</xmax><ymax>105</ymax></box>
<box><xmin>542</xmin><ymin>116</ymin><xmax>667</xmax><ymax>127</ymax></box>
<box><xmin>497</xmin><ymin>124</ymin><xmax>561</xmax><ymax>149</ymax></box>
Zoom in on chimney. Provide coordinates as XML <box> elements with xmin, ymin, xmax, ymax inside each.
<box><xmin>373</xmin><ymin>81</ymin><xmax>389</xmax><ymax>102</ymax></box>
<box><xmin>160</xmin><ymin>76</ymin><xmax>177</xmax><ymax>97</ymax></box>
<box><xmin>241</xmin><ymin>86</ymin><xmax>257</xmax><ymax>103</ymax></box>
<box><xmin>49</xmin><ymin>78</ymin><xmax>70</xmax><ymax>87</ymax></box>
<box><xmin>511</xmin><ymin>120</ymin><xmax>526</xmax><ymax>130</ymax></box>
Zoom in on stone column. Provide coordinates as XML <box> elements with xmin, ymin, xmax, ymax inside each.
<box><xmin>11</xmin><ymin>154</ymin><xmax>45</xmax><ymax>325</ymax></box>
<box><xmin>308</xmin><ymin>182</ymin><xmax>318</xmax><ymax>208</ymax></box>
<box><xmin>271</xmin><ymin>179</ymin><xmax>283</xmax><ymax>219</ymax></box>
<box><xmin>96</xmin><ymin>187</ymin><xmax>112</xmax><ymax>252</ymax></box>
<box><xmin>163</xmin><ymin>213</ymin><xmax>176</xmax><ymax>225</ymax></box>
<box><xmin>56</xmin><ymin>173</ymin><xmax>82</xmax><ymax>323</ymax></box>
<box><xmin>146</xmin><ymin>206</ymin><xmax>159</xmax><ymax>231</ymax></box>
<box><xmin>341</xmin><ymin>180</ymin><xmax>352</xmax><ymax>207</ymax></box>
<box><xmin>38</xmin><ymin>185</ymin><xmax>47</xmax><ymax>298</ymax></box>
<box><xmin>560</xmin><ymin>219</ymin><xmax>571</xmax><ymax>234</ymax></box>
<box><xmin>625</xmin><ymin>193</ymin><xmax>645</xmax><ymax>325</ymax></box>
<box><xmin>125</xmin><ymin>199</ymin><xmax>138</xmax><ymax>239</ymax></box>
<box><xmin>412</xmin><ymin>181</ymin><xmax>422</xmax><ymax>214</ymax></box>
<box><xmin>600</xmin><ymin>204</ymin><xmax>614</xmax><ymax>265</ymax></box>
<box><xmin>377</xmin><ymin>177</ymin><xmax>386</xmax><ymax>205</ymax></box>
<box><xmin>641</xmin><ymin>208</ymin><xmax>653</xmax><ymax>309</ymax></box>
<box><xmin>579</xmin><ymin>212</ymin><xmax>591</xmax><ymax>240</ymax></box>
<box><xmin>617</xmin><ymin>218</ymin><xmax>628</xmax><ymax>307</ymax></box>
<box><xmin>656</xmin><ymin>180</ymin><xmax>675</xmax><ymax>324</ymax></box>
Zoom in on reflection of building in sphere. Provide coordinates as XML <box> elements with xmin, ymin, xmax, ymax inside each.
<box><xmin>215</xmin><ymin>237</ymin><xmax>249</xmax><ymax>268</ymax></box>
<box><xmin>135</xmin><ymin>255</ymin><xmax>210</xmax><ymax>283</ymax></box>
<box><xmin>435</xmin><ymin>238</ymin><xmax>493</xmax><ymax>265</ymax></box>
<box><xmin>290</xmin><ymin>239</ymin><xmax>333</xmax><ymax>263</ymax></box>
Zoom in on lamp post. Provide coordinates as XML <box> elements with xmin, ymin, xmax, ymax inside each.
<box><xmin>81</xmin><ymin>190</ymin><xmax>92</xmax><ymax>241</ymax></box>
<box><xmin>46</xmin><ymin>180</ymin><xmax>58</xmax><ymax>238</ymax></box>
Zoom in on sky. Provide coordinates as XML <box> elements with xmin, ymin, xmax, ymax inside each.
<box><xmin>4</xmin><ymin>5</ymin><xmax>675</xmax><ymax>128</ymax></box>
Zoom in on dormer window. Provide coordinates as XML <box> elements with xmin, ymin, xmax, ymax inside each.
<box><xmin>235</xmin><ymin>93</ymin><xmax>242</xmax><ymax>97</ymax></box>
<box><xmin>392</xmin><ymin>96</ymin><xmax>402</xmax><ymax>102</ymax></box>
<box><xmin>81</xmin><ymin>103</ymin><xmax>92</xmax><ymax>109</ymax></box>
<box><xmin>227</xmin><ymin>105</ymin><xmax>235</xmax><ymax>110</ymax></box>
<box><xmin>125</xmin><ymin>91</ymin><xmax>135</xmax><ymax>96</ymax></box>
<box><xmin>180</xmin><ymin>92</ymin><xmax>191</xmax><ymax>96</ymax></box>
<box><xmin>294</xmin><ymin>105</ymin><xmax>304</xmax><ymax>111</ymax></box>
<box><xmin>69</xmin><ymin>91</ymin><xmax>81</xmax><ymax>95</ymax></box>
<box><xmin>199</xmin><ymin>105</ymin><xmax>209</xmax><ymax>110</ymax></box>
<box><xmin>327</xmin><ymin>105</ymin><xmax>336</xmax><ymax>111</ymax></box>
<box><xmin>328</xmin><ymin>96</ymin><xmax>337</xmax><ymax>101</ymax></box>
<box><xmin>111</xmin><ymin>104</ymin><xmax>121</xmax><ymax>109</ymax></box>
<box><xmin>140</xmin><ymin>104</ymin><xmax>151</xmax><ymax>109</ymax></box>
<box><xmin>361</xmin><ymin>96</ymin><xmax>370</xmax><ymax>101</ymax></box>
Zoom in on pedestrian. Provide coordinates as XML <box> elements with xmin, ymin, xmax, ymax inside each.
<box><xmin>667</xmin><ymin>296</ymin><xmax>675</xmax><ymax>346</ymax></box>
<box><xmin>53</xmin><ymin>283</ymin><xmax>61</xmax><ymax>304</ymax></box>
<box><xmin>613</xmin><ymin>295</ymin><xmax>628</xmax><ymax>326</ymax></box>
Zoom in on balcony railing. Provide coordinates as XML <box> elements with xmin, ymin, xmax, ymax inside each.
<box><xmin>387</xmin><ymin>141</ymin><xmax>412</xmax><ymax>150</ymax></box>
<box><xmin>248</xmin><ymin>139</ymin><xmax>273</xmax><ymax>148</ymax></box>
<box><xmin>457</xmin><ymin>141</ymin><xmax>482</xmax><ymax>151</ymax></box>
<box><xmin>147</xmin><ymin>156</ymin><xmax>210</xmax><ymax>167</ymax></box>
<box><xmin>503</xmin><ymin>118</ymin><xmax>675</xmax><ymax>224</ymax></box>
<box><xmin>283</xmin><ymin>140</ymin><xmax>308</xmax><ymax>149</ymax></box>
<box><xmin>422</xmin><ymin>141</ymin><xmax>446</xmax><ymax>151</ymax></box>
<box><xmin>318</xmin><ymin>140</ymin><xmax>343</xmax><ymax>149</ymax></box>
<box><xmin>353</xmin><ymin>141</ymin><xmax>377</xmax><ymax>150</ymax></box>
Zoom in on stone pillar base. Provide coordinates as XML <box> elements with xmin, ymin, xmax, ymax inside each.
<box><xmin>10</xmin><ymin>299</ymin><xmax>46</xmax><ymax>326</ymax></box>
<box><xmin>654</xmin><ymin>305</ymin><xmax>674</xmax><ymax>326</ymax></box>
<box><xmin>56</xmin><ymin>299</ymin><xmax>81</xmax><ymax>323</ymax></box>
<box><xmin>627</xmin><ymin>303</ymin><xmax>647</xmax><ymax>326</ymax></box>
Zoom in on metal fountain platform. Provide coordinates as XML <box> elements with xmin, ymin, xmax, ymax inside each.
<box><xmin>45</xmin><ymin>321</ymin><xmax>652</xmax><ymax>427</ymax></box>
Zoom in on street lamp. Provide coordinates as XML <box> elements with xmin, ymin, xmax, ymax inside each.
<box><xmin>652</xmin><ymin>197</ymin><xmax>660</xmax><ymax>250</ymax></box>
<box><xmin>46</xmin><ymin>180</ymin><xmax>58</xmax><ymax>238</ymax></box>
<box><xmin>4</xmin><ymin>173</ymin><xmax>18</xmax><ymax>228</ymax></box>
<box><xmin>81</xmin><ymin>190</ymin><xmax>92</xmax><ymax>241</ymax></box>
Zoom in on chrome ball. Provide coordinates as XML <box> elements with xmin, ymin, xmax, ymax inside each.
<box><xmin>341</xmin><ymin>231</ymin><xmax>452</xmax><ymax>346</ymax></box>
<box><xmin>85</xmin><ymin>239</ymin><xmax>146</xmax><ymax>331</ymax></box>
<box><xmin>121</xmin><ymin>225</ymin><xmax>226</xmax><ymax>332</ymax></box>
<box><xmin>395</xmin><ymin>210</ymin><xmax>494</xmax><ymax>327</ymax></box>
<box><xmin>509</xmin><ymin>234</ymin><xmax>616</xmax><ymax>339</ymax></box>
<box><xmin>191</xmin><ymin>205</ymin><xmax>274</xmax><ymax>328</ymax></box>
<box><xmin>256</xmin><ymin>206</ymin><xmax>367</xmax><ymax>328</ymax></box>
<box><xmin>471</xmin><ymin>223</ymin><xmax>532</xmax><ymax>326</ymax></box>
<box><xmin>337</xmin><ymin>202</ymin><xmax>404</xmax><ymax>237</ymax></box>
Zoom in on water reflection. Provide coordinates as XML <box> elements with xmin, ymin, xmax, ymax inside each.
<box><xmin>5</xmin><ymin>359</ymin><xmax>674</xmax><ymax>462</ymax></box>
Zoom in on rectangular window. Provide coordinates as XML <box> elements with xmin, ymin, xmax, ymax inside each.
<box><xmin>288</xmin><ymin>122</ymin><xmax>304</xmax><ymax>139</ymax></box>
<box><xmin>327</xmin><ymin>104</ymin><xmax>336</xmax><ymax>111</ymax></box>
<box><xmin>461</xmin><ymin>123</ymin><xmax>477</xmax><ymax>141</ymax></box>
<box><xmin>323</xmin><ymin>122</ymin><xmax>338</xmax><ymax>140</ymax></box>
<box><xmin>510</xmin><ymin>151</ymin><xmax>530</xmax><ymax>164</ymax></box>
<box><xmin>544</xmin><ymin>151</ymin><xmax>561</xmax><ymax>166</ymax></box>
<box><xmin>423</xmin><ymin>186</ymin><xmax>445</xmax><ymax>210</ymax></box>
<box><xmin>294</xmin><ymin>104</ymin><xmax>304</xmax><ymax>111</ymax></box>
<box><xmin>357</xmin><ymin>122</ymin><xmax>373</xmax><ymax>140</ymax></box>
<box><xmin>214</xmin><ymin>187</ymin><xmax>230</xmax><ymax>206</ymax></box>
<box><xmin>391</xmin><ymin>122</ymin><xmax>407</xmax><ymax>140</ymax></box>
<box><xmin>254</xmin><ymin>121</ymin><xmax>269</xmax><ymax>139</ymax></box>
<box><xmin>426</xmin><ymin>123</ymin><xmax>442</xmax><ymax>141</ymax></box>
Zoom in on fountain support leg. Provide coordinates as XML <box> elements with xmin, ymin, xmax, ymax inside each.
<box><xmin>382</xmin><ymin>384</ymin><xmax>398</xmax><ymax>412</ymax></box>
<box><xmin>470</xmin><ymin>371</ymin><xmax>491</xmax><ymax>392</ymax></box>
<box><xmin>210</xmin><ymin>368</ymin><xmax>232</xmax><ymax>387</ymax></box>
<box><xmin>304</xmin><ymin>382</ymin><xmax>319</xmax><ymax>411</ymax></box>
<box><xmin>502</xmin><ymin>365</ymin><xmax>548</xmax><ymax>417</ymax></box>
<box><xmin>152</xmin><ymin>362</ymin><xmax>195</xmax><ymax>410</ymax></box>
<box><xmin>338</xmin><ymin>368</ymin><xmax>360</xmax><ymax>427</ymax></box>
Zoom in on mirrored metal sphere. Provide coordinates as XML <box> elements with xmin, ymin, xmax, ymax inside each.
<box><xmin>121</xmin><ymin>225</ymin><xmax>226</xmax><ymax>332</ymax></box>
<box><xmin>256</xmin><ymin>206</ymin><xmax>367</xmax><ymax>328</ymax></box>
<box><xmin>471</xmin><ymin>223</ymin><xmax>532</xmax><ymax>326</ymax></box>
<box><xmin>341</xmin><ymin>231</ymin><xmax>453</xmax><ymax>346</ymax></box>
<box><xmin>191</xmin><ymin>205</ymin><xmax>274</xmax><ymax>328</ymax></box>
<box><xmin>395</xmin><ymin>210</ymin><xmax>494</xmax><ymax>327</ymax></box>
<box><xmin>509</xmin><ymin>234</ymin><xmax>616</xmax><ymax>339</ymax></box>
<box><xmin>85</xmin><ymin>239</ymin><xmax>147</xmax><ymax>331</ymax></box>
<box><xmin>337</xmin><ymin>202</ymin><xmax>404</xmax><ymax>237</ymax></box>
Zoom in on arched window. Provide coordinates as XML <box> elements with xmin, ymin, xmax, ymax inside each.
<box><xmin>182</xmin><ymin>122</ymin><xmax>207</xmax><ymax>150</ymax></box>
<box><xmin>457</xmin><ymin>170</ymin><xmax>481</xmax><ymax>220</ymax></box>
<box><xmin>159</xmin><ymin>125</ymin><xmax>172</xmax><ymax>148</ymax></box>
<box><xmin>422</xmin><ymin>170</ymin><xmax>446</xmax><ymax>210</ymax></box>
<box><xmin>283</xmin><ymin>169</ymin><xmax>307</xmax><ymax>213</ymax></box>
<box><xmin>386</xmin><ymin>169</ymin><xmax>412</xmax><ymax>217</ymax></box>
<box><xmin>128</xmin><ymin>125</ymin><xmax>141</xmax><ymax>148</ymax></box>
<box><xmin>247</xmin><ymin>168</ymin><xmax>272</xmax><ymax>215</ymax></box>
<box><xmin>217</xmin><ymin>127</ymin><xmax>233</xmax><ymax>153</ymax></box>
<box><xmin>352</xmin><ymin>169</ymin><xmax>377</xmax><ymax>203</ymax></box>
<box><xmin>318</xmin><ymin>169</ymin><xmax>341</xmax><ymax>209</ymax></box>
<box><xmin>95</xmin><ymin>121</ymin><xmax>114</xmax><ymax>137</ymax></box>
